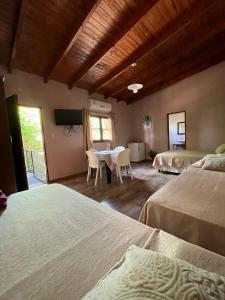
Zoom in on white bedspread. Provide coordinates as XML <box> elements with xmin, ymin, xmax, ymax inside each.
<box><xmin>1</xmin><ymin>184</ymin><xmax>225</xmax><ymax>300</ymax></box>
<box><xmin>140</xmin><ymin>167</ymin><xmax>225</xmax><ymax>256</ymax></box>
<box><xmin>0</xmin><ymin>184</ymin><xmax>152</xmax><ymax>300</ymax></box>
<box><xmin>153</xmin><ymin>150</ymin><xmax>207</xmax><ymax>173</ymax></box>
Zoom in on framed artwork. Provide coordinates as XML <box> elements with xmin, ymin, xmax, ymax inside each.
<box><xmin>177</xmin><ymin>121</ymin><xmax>185</xmax><ymax>135</ymax></box>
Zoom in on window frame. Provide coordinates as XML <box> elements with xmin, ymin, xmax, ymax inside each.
<box><xmin>90</xmin><ymin>115</ymin><xmax>112</xmax><ymax>143</ymax></box>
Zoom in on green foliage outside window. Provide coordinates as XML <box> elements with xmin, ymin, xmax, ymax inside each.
<box><xmin>19</xmin><ymin>107</ymin><xmax>43</xmax><ymax>151</ymax></box>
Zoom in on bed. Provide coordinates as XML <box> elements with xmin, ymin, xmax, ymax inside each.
<box><xmin>140</xmin><ymin>166</ymin><xmax>225</xmax><ymax>256</ymax></box>
<box><xmin>1</xmin><ymin>184</ymin><xmax>225</xmax><ymax>299</ymax></box>
<box><xmin>153</xmin><ymin>149</ymin><xmax>207</xmax><ymax>173</ymax></box>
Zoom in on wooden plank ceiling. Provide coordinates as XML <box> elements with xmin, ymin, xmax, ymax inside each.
<box><xmin>1</xmin><ymin>0</ymin><xmax>225</xmax><ymax>104</ymax></box>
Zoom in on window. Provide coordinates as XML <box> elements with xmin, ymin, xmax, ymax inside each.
<box><xmin>90</xmin><ymin>116</ymin><xmax>112</xmax><ymax>142</ymax></box>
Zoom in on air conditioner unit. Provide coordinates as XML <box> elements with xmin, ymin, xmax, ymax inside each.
<box><xmin>88</xmin><ymin>99</ymin><xmax>112</xmax><ymax>113</ymax></box>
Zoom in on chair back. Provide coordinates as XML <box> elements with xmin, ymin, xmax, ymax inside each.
<box><xmin>116</xmin><ymin>149</ymin><xmax>130</xmax><ymax>166</ymax></box>
<box><xmin>114</xmin><ymin>146</ymin><xmax>125</xmax><ymax>151</ymax></box>
<box><xmin>86</xmin><ymin>151</ymin><xmax>99</xmax><ymax>168</ymax></box>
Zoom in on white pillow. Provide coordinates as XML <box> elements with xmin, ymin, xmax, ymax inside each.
<box><xmin>202</xmin><ymin>155</ymin><xmax>225</xmax><ymax>172</ymax></box>
<box><xmin>83</xmin><ymin>245</ymin><xmax>225</xmax><ymax>299</ymax></box>
<box><xmin>192</xmin><ymin>157</ymin><xmax>206</xmax><ymax>168</ymax></box>
<box><xmin>192</xmin><ymin>154</ymin><xmax>225</xmax><ymax>168</ymax></box>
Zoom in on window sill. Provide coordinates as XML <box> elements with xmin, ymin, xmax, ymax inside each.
<box><xmin>92</xmin><ymin>140</ymin><xmax>112</xmax><ymax>143</ymax></box>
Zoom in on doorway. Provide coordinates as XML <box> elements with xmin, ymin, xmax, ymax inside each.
<box><xmin>18</xmin><ymin>106</ymin><xmax>48</xmax><ymax>188</ymax></box>
<box><xmin>167</xmin><ymin>111</ymin><xmax>186</xmax><ymax>150</ymax></box>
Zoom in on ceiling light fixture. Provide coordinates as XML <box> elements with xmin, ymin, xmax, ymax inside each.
<box><xmin>128</xmin><ymin>83</ymin><xmax>143</xmax><ymax>94</ymax></box>
<box><xmin>131</xmin><ymin>62</ymin><xmax>137</xmax><ymax>67</ymax></box>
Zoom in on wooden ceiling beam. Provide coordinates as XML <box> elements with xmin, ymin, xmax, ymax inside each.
<box><xmin>126</xmin><ymin>44</ymin><xmax>225</xmax><ymax>104</ymax></box>
<box><xmin>89</xmin><ymin>0</ymin><xmax>214</xmax><ymax>94</ymax></box>
<box><xmin>113</xmin><ymin>1</ymin><xmax>225</xmax><ymax>101</ymax></box>
<box><xmin>126</xmin><ymin>29</ymin><xmax>225</xmax><ymax>101</ymax></box>
<box><xmin>8</xmin><ymin>0</ymin><xmax>27</xmax><ymax>73</ymax></box>
<box><xmin>127</xmin><ymin>55</ymin><xmax>225</xmax><ymax>104</ymax></box>
<box><xmin>68</xmin><ymin>0</ymin><xmax>158</xmax><ymax>89</ymax></box>
<box><xmin>43</xmin><ymin>0</ymin><xmax>100</xmax><ymax>83</ymax></box>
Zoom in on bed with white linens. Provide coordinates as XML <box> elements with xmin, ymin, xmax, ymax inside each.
<box><xmin>1</xmin><ymin>184</ymin><xmax>225</xmax><ymax>299</ymax></box>
<box><xmin>140</xmin><ymin>165</ymin><xmax>225</xmax><ymax>256</ymax></box>
<box><xmin>153</xmin><ymin>149</ymin><xmax>207</xmax><ymax>173</ymax></box>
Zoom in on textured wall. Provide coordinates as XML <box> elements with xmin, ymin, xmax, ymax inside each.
<box><xmin>2</xmin><ymin>60</ymin><xmax>225</xmax><ymax>179</ymax></box>
<box><xmin>0</xmin><ymin>66</ymin><xmax>131</xmax><ymax>180</ymax></box>
<box><xmin>128</xmin><ymin>61</ymin><xmax>225</xmax><ymax>155</ymax></box>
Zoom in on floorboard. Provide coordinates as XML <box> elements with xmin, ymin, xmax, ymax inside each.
<box><xmin>59</xmin><ymin>162</ymin><xmax>176</xmax><ymax>220</ymax></box>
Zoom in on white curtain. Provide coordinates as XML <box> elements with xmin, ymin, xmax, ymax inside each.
<box><xmin>83</xmin><ymin>109</ymin><xmax>116</xmax><ymax>155</ymax></box>
<box><xmin>83</xmin><ymin>110</ymin><xmax>92</xmax><ymax>158</ymax></box>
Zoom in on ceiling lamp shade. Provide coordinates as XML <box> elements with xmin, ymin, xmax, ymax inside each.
<box><xmin>128</xmin><ymin>83</ymin><xmax>143</xmax><ymax>94</ymax></box>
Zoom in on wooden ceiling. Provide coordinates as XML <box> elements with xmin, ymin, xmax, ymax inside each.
<box><xmin>1</xmin><ymin>0</ymin><xmax>225</xmax><ymax>104</ymax></box>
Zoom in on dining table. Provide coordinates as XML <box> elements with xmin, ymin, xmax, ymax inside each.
<box><xmin>95</xmin><ymin>149</ymin><xmax>122</xmax><ymax>184</ymax></box>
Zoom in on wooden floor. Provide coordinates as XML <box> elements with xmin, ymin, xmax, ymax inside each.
<box><xmin>59</xmin><ymin>162</ymin><xmax>176</xmax><ymax>220</ymax></box>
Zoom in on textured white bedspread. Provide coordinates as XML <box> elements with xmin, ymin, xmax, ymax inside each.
<box><xmin>153</xmin><ymin>150</ymin><xmax>207</xmax><ymax>172</ymax></box>
<box><xmin>1</xmin><ymin>184</ymin><xmax>225</xmax><ymax>300</ymax></box>
<box><xmin>0</xmin><ymin>184</ymin><xmax>152</xmax><ymax>300</ymax></box>
<box><xmin>140</xmin><ymin>167</ymin><xmax>225</xmax><ymax>256</ymax></box>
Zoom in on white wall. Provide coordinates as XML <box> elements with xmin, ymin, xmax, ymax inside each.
<box><xmin>0</xmin><ymin>66</ymin><xmax>132</xmax><ymax>181</ymax></box>
<box><xmin>128</xmin><ymin>61</ymin><xmax>225</xmax><ymax>155</ymax></box>
<box><xmin>2</xmin><ymin>59</ymin><xmax>225</xmax><ymax>178</ymax></box>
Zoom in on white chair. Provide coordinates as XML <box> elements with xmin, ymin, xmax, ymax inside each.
<box><xmin>114</xmin><ymin>149</ymin><xmax>133</xmax><ymax>184</ymax></box>
<box><xmin>114</xmin><ymin>146</ymin><xmax>125</xmax><ymax>151</ymax></box>
<box><xmin>86</xmin><ymin>151</ymin><xmax>104</xmax><ymax>186</ymax></box>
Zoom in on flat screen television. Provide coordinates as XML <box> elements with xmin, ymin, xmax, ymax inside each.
<box><xmin>54</xmin><ymin>109</ymin><xmax>83</xmax><ymax>126</ymax></box>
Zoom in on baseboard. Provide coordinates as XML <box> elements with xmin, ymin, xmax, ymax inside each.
<box><xmin>49</xmin><ymin>171</ymin><xmax>86</xmax><ymax>183</ymax></box>
<box><xmin>145</xmin><ymin>158</ymin><xmax>153</xmax><ymax>162</ymax></box>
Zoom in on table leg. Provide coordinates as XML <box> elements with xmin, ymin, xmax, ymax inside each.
<box><xmin>105</xmin><ymin>163</ymin><xmax>112</xmax><ymax>184</ymax></box>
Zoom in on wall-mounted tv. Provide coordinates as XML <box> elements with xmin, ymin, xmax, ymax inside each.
<box><xmin>54</xmin><ymin>109</ymin><xmax>83</xmax><ymax>126</ymax></box>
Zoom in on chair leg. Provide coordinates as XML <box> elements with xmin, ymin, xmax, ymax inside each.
<box><xmin>116</xmin><ymin>165</ymin><xmax>119</xmax><ymax>178</ymax></box>
<box><xmin>129</xmin><ymin>163</ymin><xmax>133</xmax><ymax>180</ymax></box>
<box><xmin>100</xmin><ymin>166</ymin><xmax>102</xmax><ymax>179</ymax></box>
<box><xmin>95</xmin><ymin>168</ymin><xmax>99</xmax><ymax>186</ymax></box>
<box><xmin>118</xmin><ymin>166</ymin><xmax>123</xmax><ymax>184</ymax></box>
<box><xmin>87</xmin><ymin>167</ymin><xmax>91</xmax><ymax>182</ymax></box>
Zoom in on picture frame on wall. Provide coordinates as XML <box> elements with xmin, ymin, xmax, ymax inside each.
<box><xmin>177</xmin><ymin>121</ymin><xmax>185</xmax><ymax>135</ymax></box>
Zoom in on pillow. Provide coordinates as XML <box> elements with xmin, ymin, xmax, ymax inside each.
<box><xmin>192</xmin><ymin>154</ymin><xmax>225</xmax><ymax>168</ymax></box>
<box><xmin>83</xmin><ymin>245</ymin><xmax>225</xmax><ymax>299</ymax></box>
<box><xmin>215</xmin><ymin>144</ymin><xmax>225</xmax><ymax>154</ymax></box>
<box><xmin>202</xmin><ymin>155</ymin><xmax>225</xmax><ymax>172</ymax></box>
<box><xmin>192</xmin><ymin>157</ymin><xmax>206</xmax><ymax>168</ymax></box>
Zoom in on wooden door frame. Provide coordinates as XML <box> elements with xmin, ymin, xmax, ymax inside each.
<box><xmin>0</xmin><ymin>77</ymin><xmax>17</xmax><ymax>195</ymax></box>
<box><xmin>18</xmin><ymin>104</ymin><xmax>50</xmax><ymax>184</ymax></box>
<box><xmin>167</xmin><ymin>111</ymin><xmax>186</xmax><ymax>150</ymax></box>
<box><xmin>7</xmin><ymin>95</ymin><xmax>29</xmax><ymax>191</ymax></box>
